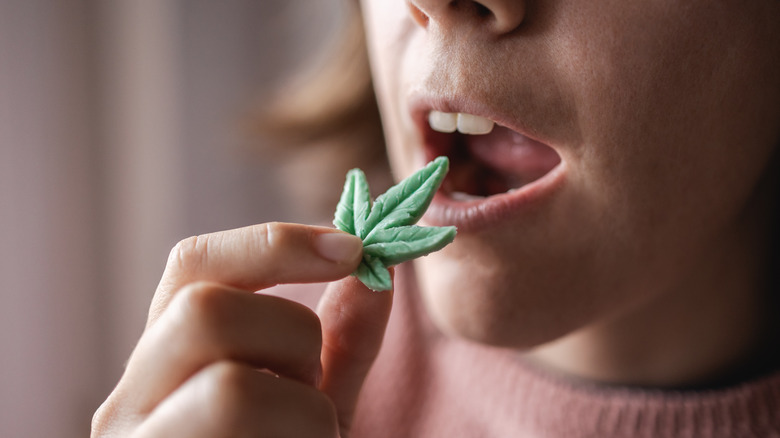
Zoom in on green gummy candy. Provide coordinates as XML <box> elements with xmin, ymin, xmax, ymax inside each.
<box><xmin>333</xmin><ymin>156</ymin><xmax>457</xmax><ymax>291</ymax></box>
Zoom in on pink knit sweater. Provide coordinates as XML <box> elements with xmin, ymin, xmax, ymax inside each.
<box><xmin>280</xmin><ymin>264</ymin><xmax>780</xmax><ymax>437</ymax></box>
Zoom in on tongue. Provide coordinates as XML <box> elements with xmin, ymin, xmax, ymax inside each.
<box><xmin>465</xmin><ymin>125</ymin><xmax>561</xmax><ymax>186</ymax></box>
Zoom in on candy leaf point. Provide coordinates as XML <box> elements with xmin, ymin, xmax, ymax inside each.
<box><xmin>363</xmin><ymin>156</ymin><xmax>449</xmax><ymax>242</ymax></box>
<box><xmin>352</xmin><ymin>169</ymin><xmax>372</xmax><ymax>238</ymax></box>
<box><xmin>333</xmin><ymin>169</ymin><xmax>358</xmax><ymax>235</ymax></box>
<box><xmin>363</xmin><ymin>225</ymin><xmax>457</xmax><ymax>267</ymax></box>
<box><xmin>354</xmin><ymin>255</ymin><xmax>393</xmax><ymax>292</ymax></box>
<box><xmin>334</xmin><ymin>168</ymin><xmax>372</xmax><ymax>236</ymax></box>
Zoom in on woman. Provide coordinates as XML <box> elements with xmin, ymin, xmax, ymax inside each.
<box><xmin>93</xmin><ymin>0</ymin><xmax>780</xmax><ymax>436</ymax></box>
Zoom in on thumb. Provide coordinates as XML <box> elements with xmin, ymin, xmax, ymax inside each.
<box><xmin>316</xmin><ymin>271</ymin><xmax>394</xmax><ymax>437</ymax></box>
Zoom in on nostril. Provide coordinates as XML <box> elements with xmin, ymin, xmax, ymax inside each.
<box><xmin>409</xmin><ymin>0</ymin><xmax>524</xmax><ymax>35</ymax></box>
<box><xmin>474</xmin><ymin>2</ymin><xmax>491</xmax><ymax>18</ymax></box>
<box><xmin>481</xmin><ymin>0</ymin><xmax>525</xmax><ymax>34</ymax></box>
<box><xmin>408</xmin><ymin>2</ymin><xmax>430</xmax><ymax>28</ymax></box>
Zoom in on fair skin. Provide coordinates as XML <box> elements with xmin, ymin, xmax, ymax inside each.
<box><xmin>93</xmin><ymin>0</ymin><xmax>780</xmax><ymax>437</ymax></box>
<box><xmin>362</xmin><ymin>0</ymin><xmax>780</xmax><ymax>385</ymax></box>
<box><xmin>93</xmin><ymin>224</ymin><xmax>391</xmax><ymax>437</ymax></box>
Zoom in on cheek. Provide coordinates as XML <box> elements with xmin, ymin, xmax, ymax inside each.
<box><xmin>557</xmin><ymin>1</ymin><xmax>779</xmax><ymax>247</ymax></box>
<box><xmin>361</xmin><ymin>1</ymin><xmax>421</xmax><ymax>177</ymax></box>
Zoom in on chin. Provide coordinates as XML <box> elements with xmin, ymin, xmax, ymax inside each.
<box><xmin>412</xmin><ymin>247</ymin><xmax>591</xmax><ymax>350</ymax></box>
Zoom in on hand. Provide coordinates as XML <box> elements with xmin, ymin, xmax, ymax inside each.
<box><xmin>91</xmin><ymin>222</ymin><xmax>393</xmax><ymax>438</ymax></box>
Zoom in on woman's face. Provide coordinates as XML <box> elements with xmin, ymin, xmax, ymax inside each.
<box><xmin>360</xmin><ymin>0</ymin><xmax>780</xmax><ymax>348</ymax></box>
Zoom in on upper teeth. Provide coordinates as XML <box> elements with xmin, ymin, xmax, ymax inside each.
<box><xmin>428</xmin><ymin>111</ymin><xmax>495</xmax><ymax>135</ymax></box>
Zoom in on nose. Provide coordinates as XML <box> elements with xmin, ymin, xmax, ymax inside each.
<box><xmin>408</xmin><ymin>0</ymin><xmax>525</xmax><ymax>35</ymax></box>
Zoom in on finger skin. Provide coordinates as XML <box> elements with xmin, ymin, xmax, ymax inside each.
<box><xmin>149</xmin><ymin>222</ymin><xmax>363</xmax><ymax>327</ymax></box>
<box><xmin>316</xmin><ymin>272</ymin><xmax>394</xmax><ymax>436</ymax></box>
<box><xmin>131</xmin><ymin>361</ymin><xmax>339</xmax><ymax>438</ymax></box>
<box><xmin>116</xmin><ymin>282</ymin><xmax>325</xmax><ymax>414</ymax></box>
<box><xmin>92</xmin><ymin>222</ymin><xmax>383</xmax><ymax>438</ymax></box>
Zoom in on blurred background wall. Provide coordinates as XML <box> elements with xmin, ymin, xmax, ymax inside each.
<box><xmin>0</xmin><ymin>1</ymin><xmax>341</xmax><ymax>436</ymax></box>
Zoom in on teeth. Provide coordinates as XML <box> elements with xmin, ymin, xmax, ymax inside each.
<box><xmin>450</xmin><ymin>191</ymin><xmax>487</xmax><ymax>202</ymax></box>
<box><xmin>428</xmin><ymin>111</ymin><xmax>457</xmax><ymax>133</ymax></box>
<box><xmin>429</xmin><ymin>111</ymin><xmax>495</xmax><ymax>135</ymax></box>
<box><xmin>457</xmin><ymin>113</ymin><xmax>494</xmax><ymax>135</ymax></box>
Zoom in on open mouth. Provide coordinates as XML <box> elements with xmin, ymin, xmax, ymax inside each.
<box><xmin>423</xmin><ymin>110</ymin><xmax>562</xmax><ymax>203</ymax></box>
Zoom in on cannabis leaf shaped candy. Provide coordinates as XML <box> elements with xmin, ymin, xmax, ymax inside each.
<box><xmin>333</xmin><ymin>156</ymin><xmax>457</xmax><ymax>291</ymax></box>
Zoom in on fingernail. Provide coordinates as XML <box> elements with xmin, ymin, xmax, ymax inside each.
<box><xmin>313</xmin><ymin>232</ymin><xmax>363</xmax><ymax>264</ymax></box>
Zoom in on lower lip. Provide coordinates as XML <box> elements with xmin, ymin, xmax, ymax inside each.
<box><xmin>422</xmin><ymin>160</ymin><xmax>567</xmax><ymax>232</ymax></box>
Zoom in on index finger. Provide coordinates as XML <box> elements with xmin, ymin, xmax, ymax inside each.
<box><xmin>149</xmin><ymin>222</ymin><xmax>364</xmax><ymax>326</ymax></box>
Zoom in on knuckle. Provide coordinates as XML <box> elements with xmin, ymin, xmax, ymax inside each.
<box><xmin>90</xmin><ymin>396</ymin><xmax>126</xmax><ymax>437</ymax></box>
<box><xmin>201</xmin><ymin>362</ymin><xmax>338</xmax><ymax>438</ymax></box>
<box><xmin>90</xmin><ymin>401</ymin><xmax>111</xmax><ymax>435</ymax></box>
<box><xmin>254</xmin><ymin>222</ymin><xmax>278</xmax><ymax>252</ymax></box>
<box><xmin>253</xmin><ymin>221</ymin><xmax>299</xmax><ymax>253</ymax></box>
<box><xmin>168</xmin><ymin>234</ymin><xmax>210</xmax><ymax>273</ymax></box>
<box><xmin>210</xmin><ymin>362</ymin><xmax>253</xmax><ymax>404</ymax></box>
<box><xmin>173</xmin><ymin>282</ymin><xmax>234</xmax><ymax>332</ymax></box>
<box><xmin>203</xmin><ymin>362</ymin><xmax>256</xmax><ymax>430</ymax></box>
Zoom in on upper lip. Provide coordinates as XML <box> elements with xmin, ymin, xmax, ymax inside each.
<box><xmin>408</xmin><ymin>94</ymin><xmax>557</xmax><ymax>156</ymax></box>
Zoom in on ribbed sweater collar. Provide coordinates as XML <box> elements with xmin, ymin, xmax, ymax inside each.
<box><xmin>503</xmin><ymin>357</ymin><xmax>780</xmax><ymax>437</ymax></box>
